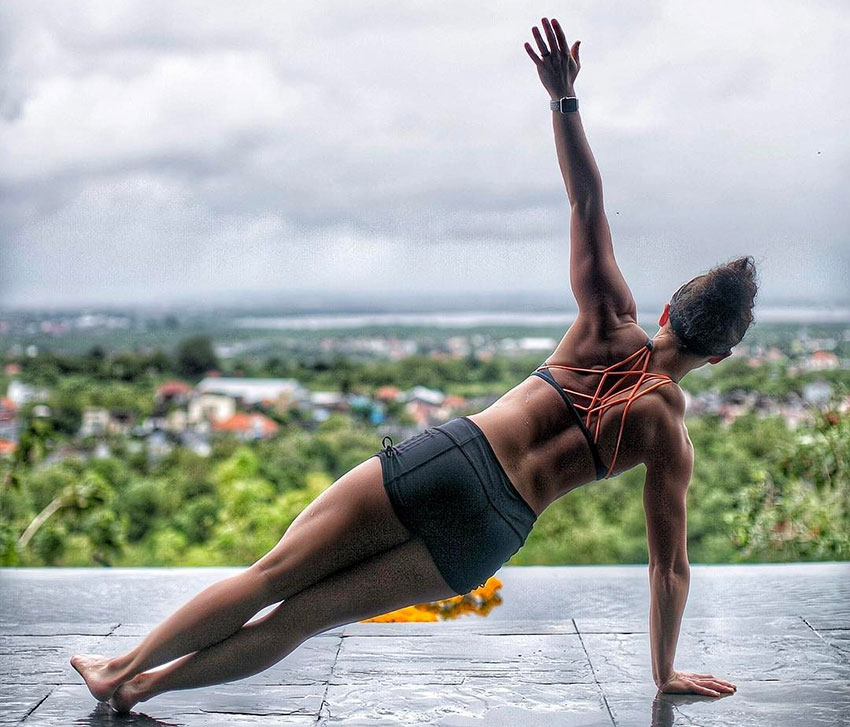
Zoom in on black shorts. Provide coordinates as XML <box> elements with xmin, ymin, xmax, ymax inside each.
<box><xmin>374</xmin><ymin>416</ymin><xmax>537</xmax><ymax>595</ymax></box>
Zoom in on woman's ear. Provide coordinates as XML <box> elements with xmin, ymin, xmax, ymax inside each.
<box><xmin>708</xmin><ymin>350</ymin><xmax>732</xmax><ymax>364</ymax></box>
<box><xmin>658</xmin><ymin>303</ymin><xmax>670</xmax><ymax>327</ymax></box>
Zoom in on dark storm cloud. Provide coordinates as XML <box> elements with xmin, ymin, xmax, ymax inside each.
<box><xmin>1</xmin><ymin>0</ymin><xmax>848</xmax><ymax>307</ymax></box>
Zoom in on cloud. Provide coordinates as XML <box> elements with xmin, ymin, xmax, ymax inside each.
<box><xmin>1</xmin><ymin>0</ymin><xmax>848</xmax><ymax>307</ymax></box>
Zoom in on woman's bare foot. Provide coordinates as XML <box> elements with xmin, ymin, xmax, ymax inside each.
<box><xmin>69</xmin><ymin>653</ymin><xmax>126</xmax><ymax>702</ymax></box>
<box><xmin>109</xmin><ymin>673</ymin><xmax>150</xmax><ymax>714</ymax></box>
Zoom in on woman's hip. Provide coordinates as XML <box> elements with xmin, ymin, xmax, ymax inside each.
<box><xmin>373</xmin><ymin>416</ymin><xmax>537</xmax><ymax>594</ymax></box>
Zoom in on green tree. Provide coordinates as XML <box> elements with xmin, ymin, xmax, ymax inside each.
<box><xmin>176</xmin><ymin>336</ymin><xmax>218</xmax><ymax>377</ymax></box>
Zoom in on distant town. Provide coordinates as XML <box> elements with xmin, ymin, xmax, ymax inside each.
<box><xmin>1</xmin><ymin>303</ymin><xmax>848</xmax><ymax>465</ymax></box>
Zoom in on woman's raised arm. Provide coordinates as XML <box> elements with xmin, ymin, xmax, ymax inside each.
<box><xmin>525</xmin><ymin>18</ymin><xmax>636</xmax><ymax>324</ymax></box>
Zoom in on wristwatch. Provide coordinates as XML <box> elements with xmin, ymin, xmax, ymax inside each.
<box><xmin>550</xmin><ymin>96</ymin><xmax>579</xmax><ymax>113</ymax></box>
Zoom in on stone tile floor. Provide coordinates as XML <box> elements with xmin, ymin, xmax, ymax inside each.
<box><xmin>1</xmin><ymin>564</ymin><xmax>848</xmax><ymax>725</ymax></box>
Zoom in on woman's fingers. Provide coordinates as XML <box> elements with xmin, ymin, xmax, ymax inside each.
<box><xmin>524</xmin><ymin>42</ymin><xmax>543</xmax><ymax>66</ymax></box>
<box><xmin>698</xmin><ymin>675</ymin><xmax>735</xmax><ymax>689</ymax></box>
<box><xmin>551</xmin><ymin>18</ymin><xmax>568</xmax><ymax>54</ymax></box>
<box><xmin>703</xmin><ymin>679</ymin><xmax>735</xmax><ymax>693</ymax></box>
<box><xmin>531</xmin><ymin>26</ymin><xmax>549</xmax><ymax>57</ymax></box>
<box><xmin>542</xmin><ymin>17</ymin><xmax>559</xmax><ymax>55</ymax></box>
<box><xmin>689</xmin><ymin>681</ymin><xmax>721</xmax><ymax>697</ymax></box>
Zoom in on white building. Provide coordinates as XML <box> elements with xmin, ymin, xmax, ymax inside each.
<box><xmin>309</xmin><ymin>391</ymin><xmax>347</xmax><ymax>421</ymax></box>
<box><xmin>407</xmin><ymin>386</ymin><xmax>445</xmax><ymax>407</ymax></box>
<box><xmin>803</xmin><ymin>380</ymin><xmax>833</xmax><ymax>406</ymax></box>
<box><xmin>310</xmin><ymin>391</ymin><xmax>345</xmax><ymax>408</ymax></box>
<box><xmin>188</xmin><ymin>393</ymin><xmax>236</xmax><ymax>424</ymax></box>
<box><xmin>519</xmin><ymin>337</ymin><xmax>558</xmax><ymax>352</ymax></box>
<box><xmin>195</xmin><ymin>377</ymin><xmax>305</xmax><ymax>406</ymax></box>
<box><xmin>6</xmin><ymin>380</ymin><xmax>47</xmax><ymax>407</ymax></box>
<box><xmin>80</xmin><ymin>408</ymin><xmax>110</xmax><ymax>437</ymax></box>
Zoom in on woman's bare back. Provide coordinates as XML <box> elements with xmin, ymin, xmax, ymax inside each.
<box><xmin>468</xmin><ymin>318</ymin><xmax>687</xmax><ymax>514</ymax></box>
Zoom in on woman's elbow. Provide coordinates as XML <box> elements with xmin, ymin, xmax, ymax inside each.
<box><xmin>570</xmin><ymin>194</ymin><xmax>604</xmax><ymax>221</ymax></box>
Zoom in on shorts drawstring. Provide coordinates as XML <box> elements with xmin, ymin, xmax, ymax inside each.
<box><xmin>381</xmin><ymin>435</ymin><xmax>397</xmax><ymax>457</ymax></box>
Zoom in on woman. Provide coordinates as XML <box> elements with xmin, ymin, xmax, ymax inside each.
<box><xmin>72</xmin><ymin>17</ymin><xmax>749</xmax><ymax>712</ymax></box>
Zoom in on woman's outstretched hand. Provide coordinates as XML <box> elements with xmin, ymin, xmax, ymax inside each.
<box><xmin>524</xmin><ymin>17</ymin><xmax>580</xmax><ymax>100</ymax></box>
<box><xmin>658</xmin><ymin>671</ymin><xmax>738</xmax><ymax>697</ymax></box>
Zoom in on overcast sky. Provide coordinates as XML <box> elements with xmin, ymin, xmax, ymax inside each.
<box><xmin>1</xmin><ymin>0</ymin><xmax>848</xmax><ymax>309</ymax></box>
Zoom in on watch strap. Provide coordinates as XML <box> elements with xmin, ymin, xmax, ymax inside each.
<box><xmin>550</xmin><ymin>96</ymin><xmax>579</xmax><ymax>113</ymax></box>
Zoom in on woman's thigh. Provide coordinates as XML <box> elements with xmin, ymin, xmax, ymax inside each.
<box><xmin>252</xmin><ymin>455</ymin><xmax>412</xmax><ymax>599</ymax></box>
<box><xmin>273</xmin><ymin>534</ymin><xmax>457</xmax><ymax>637</ymax></box>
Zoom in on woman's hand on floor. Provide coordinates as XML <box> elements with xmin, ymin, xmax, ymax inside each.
<box><xmin>524</xmin><ymin>17</ymin><xmax>580</xmax><ymax>100</ymax></box>
<box><xmin>658</xmin><ymin>671</ymin><xmax>737</xmax><ymax>697</ymax></box>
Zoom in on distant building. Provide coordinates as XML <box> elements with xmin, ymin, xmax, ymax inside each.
<box><xmin>80</xmin><ymin>408</ymin><xmax>110</xmax><ymax>437</ymax></box>
<box><xmin>213</xmin><ymin>412</ymin><xmax>279</xmax><ymax>440</ymax></box>
<box><xmin>403</xmin><ymin>386</ymin><xmax>467</xmax><ymax>428</ymax></box>
<box><xmin>166</xmin><ymin>409</ymin><xmax>189</xmax><ymax>433</ymax></box>
<box><xmin>0</xmin><ymin>398</ymin><xmax>17</xmax><ymax>441</ymax></box>
<box><xmin>196</xmin><ymin>377</ymin><xmax>305</xmax><ymax>407</ymax></box>
<box><xmin>803</xmin><ymin>380</ymin><xmax>833</xmax><ymax>406</ymax></box>
<box><xmin>156</xmin><ymin>380</ymin><xmax>192</xmax><ymax>405</ymax></box>
<box><xmin>93</xmin><ymin>442</ymin><xmax>111</xmax><ymax>459</ymax></box>
<box><xmin>310</xmin><ymin>391</ymin><xmax>346</xmax><ymax>408</ymax></box>
<box><xmin>519</xmin><ymin>337</ymin><xmax>558</xmax><ymax>352</ymax></box>
<box><xmin>443</xmin><ymin>395</ymin><xmax>465</xmax><ymax>410</ymax></box>
<box><xmin>310</xmin><ymin>391</ymin><xmax>348</xmax><ymax>421</ymax></box>
<box><xmin>188</xmin><ymin>393</ymin><xmax>236</xmax><ymax>424</ymax></box>
<box><xmin>32</xmin><ymin>405</ymin><xmax>51</xmax><ymax>418</ymax></box>
<box><xmin>6</xmin><ymin>380</ymin><xmax>46</xmax><ymax>407</ymax></box>
<box><xmin>407</xmin><ymin>386</ymin><xmax>444</xmax><ymax>407</ymax></box>
<box><xmin>805</xmin><ymin>351</ymin><xmax>839</xmax><ymax>371</ymax></box>
<box><xmin>375</xmin><ymin>386</ymin><xmax>403</xmax><ymax>402</ymax></box>
<box><xmin>147</xmin><ymin>430</ymin><xmax>173</xmax><ymax>459</ymax></box>
<box><xmin>445</xmin><ymin>336</ymin><xmax>471</xmax><ymax>358</ymax></box>
<box><xmin>499</xmin><ymin>337</ymin><xmax>558</xmax><ymax>355</ymax></box>
<box><xmin>79</xmin><ymin>408</ymin><xmax>133</xmax><ymax>437</ymax></box>
<box><xmin>109</xmin><ymin>410</ymin><xmax>134</xmax><ymax>435</ymax></box>
<box><xmin>179</xmin><ymin>431</ymin><xmax>212</xmax><ymax>457</ymax></box>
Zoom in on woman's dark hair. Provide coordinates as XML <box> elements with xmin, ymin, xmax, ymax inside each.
<box><xmin>668</xmin><ymin>256</ymin><xmax>758</xmax><ymax>357</ymax></box>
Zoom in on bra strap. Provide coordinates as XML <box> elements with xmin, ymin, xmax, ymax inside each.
<box><xmin>532</xmin><ymin>368</ymin><xmax>608</xmax><ymax>480</ymax></box>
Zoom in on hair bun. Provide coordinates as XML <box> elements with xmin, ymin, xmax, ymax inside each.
<box><xmin>668</xmin><ymin>256</ymin><xmax>758</xmax><ymax>356</ymax></box>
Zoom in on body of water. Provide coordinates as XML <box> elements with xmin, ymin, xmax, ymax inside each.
<box><xmin>236</xmin><ymin>306</ymin><xmax>850</xmax><ymax>330</ymax></box>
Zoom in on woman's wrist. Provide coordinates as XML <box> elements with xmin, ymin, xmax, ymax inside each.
<box><xmin>549</xmin><ymin>86</ymin><xmax>576</xmax><ymax>101</ymax></box>
<box><xmin>655</xmin><ymin>671</ymin><xmax>676</xmax><ymax>688</ymax></box>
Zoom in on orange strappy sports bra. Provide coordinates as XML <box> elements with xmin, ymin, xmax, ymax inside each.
<box><xmin>531</xmin><ymin>338</ymin><xmax>675</xmax><ymax>480</ymax></box>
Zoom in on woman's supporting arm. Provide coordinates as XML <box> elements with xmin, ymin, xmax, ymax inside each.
<box><xmin>643</xmin><ymin>410</ymin><xmax>736</xmax><ymax>696</ymax></box>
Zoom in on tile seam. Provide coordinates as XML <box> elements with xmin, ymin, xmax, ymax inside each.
<box><xmin>317</xmin><ymin>633</ymin><xmax>344</xmax><ymax>724</ymax></box>
<box><xmin>18</xmin><ymin>686</ymin><xmax>54</xmax><ymax>725</ymax></box>
<box><xmin>574</xmin><ymin>618</ymin><xmax>617</xmax><ymax>727</ymax></box>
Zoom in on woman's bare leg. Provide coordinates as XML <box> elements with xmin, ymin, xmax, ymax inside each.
<box><xmin>71</xmin><ymin>456</ymin><xmax>410</xmax><ymax>701</ymax></box>
<box><xmin>110</xmin><ymin>535</ymin><xmax>455</xmax><ymax>713</ymax></box>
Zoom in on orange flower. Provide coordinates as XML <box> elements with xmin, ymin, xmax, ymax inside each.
<box><xmin>361</xmin><ymin>577</ymin><xmax>503</xmax><ymax>623</ymax></box>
